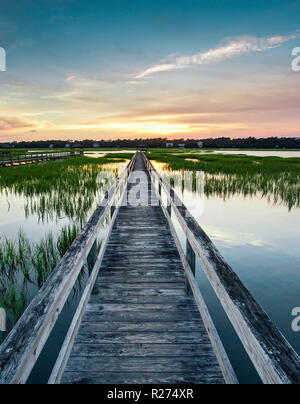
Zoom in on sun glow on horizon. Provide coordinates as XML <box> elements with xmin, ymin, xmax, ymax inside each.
<box><xmin>0</xmin><ymin>1</ymin><xmax>300</xmax><ymax>142</ymax></box>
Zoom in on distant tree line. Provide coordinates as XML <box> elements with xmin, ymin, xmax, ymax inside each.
<box><xmin>2</xmin><ymin>136</ymin><xmax>300</xmax><ymax>149</ymax></box>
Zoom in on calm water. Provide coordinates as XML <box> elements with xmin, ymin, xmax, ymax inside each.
<box><xmin>1</xmin><ymin>157</ymin><xmax>299</xmax><ymax>383</ymax></box>
<box><xmin>153</xmin><ymin>161</ymin><xmax>300</xmax><ymax>384</ymax></box>
<box><xmin>0</xmin><ymin>160</ymin><xmax>127</xmax><ymax>383</ymax></box>
<box><xmin>85</xmin><ymin>150</ymin><xmax>135</xmax><ymax>158</ymax></box>
<box><xmin>211</xmin><ymin>150</ymin><xmax>300</xmax><ymax>158</ymax></box>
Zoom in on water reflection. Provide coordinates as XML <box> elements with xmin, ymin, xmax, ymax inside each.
<box><xmin>153</xmin><ymin>160</ymin><xmax>300</xmax><ymax>383</ymax></box>
<box><xmin>152</xmin><ymin>161</ymin><xmax>300</xmax><ymax>210</ymax></box>
<box><xmin>0</xmin><ymin>161</ymin><xmax>126</xmax><ymax>336</ymax></box>
<box><xmin>1</xmin><ymin>162</ymin><xmax>127</xmax><ymax>226</ymax></box>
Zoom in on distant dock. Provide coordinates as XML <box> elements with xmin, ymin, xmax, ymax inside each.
<box><xmin>0</xmin><ymin>151</ymin><xmax>83</xmax><ymax>167</ymax></box>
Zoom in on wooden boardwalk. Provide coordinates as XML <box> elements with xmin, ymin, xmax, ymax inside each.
<box><xmin>61</xmin><ymin>153</ymin><xmax>225</xmax><ymax>384</ymax></box>
<box><xmin>0</xmin><ymin>151</ymin><xmax>82</xmax><ymax>167</ymax></box>
<box><xmin>2</xmin><ymin>152</ymin><xmax>300</xmax><ymax>385</ymax></box>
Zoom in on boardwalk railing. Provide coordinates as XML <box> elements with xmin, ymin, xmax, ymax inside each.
<box><xmin>0</xmin><ymin>151</ymin><xmax>83</xmax><ymax>167</ymax></box>
<box><xmin>142</xmin><ymin>152</ymin><xmax>300</xmax><ymax>385</ymax></box>
<box><xmin>0</xmin><ymin>153</ymin><xmax>137</xmax><ymax>384</ymax></box>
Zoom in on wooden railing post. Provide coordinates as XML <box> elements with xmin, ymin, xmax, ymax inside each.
<box><xmin>167</xmin><ymin>203</ymin><xmax>171</xmax><ymax>217</ymax></box>
<box><xmin>0</xmin><ymin>155</ymin><xmax>136</xmax><ymax>384</ymax></box>
<box><xmin>186</xmin><ymin>239</ymin><xmax>196</xmax><ymax>294</ymax></box>
<box><xmin>87</xmin><ymin>240</ymin><xmax>98</xmax><ymax>273</ymax></box>
<box><xmin>143</xmin><ymin>152</ymin><xmax>300</xmax><ymax>385</ymax></box>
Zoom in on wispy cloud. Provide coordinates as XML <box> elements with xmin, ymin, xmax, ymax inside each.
<box><xmin>136</xmin><ymin>33</ymin><xmax>299</xmax><ymax>79</ymax></box>
<box><xmin>0</xmin><ymin>116</ymin><xmax>37</xmax><ymax>132</ymax></box>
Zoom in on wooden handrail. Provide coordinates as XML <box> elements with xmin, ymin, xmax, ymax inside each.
<box><xmin>0</xmin><ymin>154</ymin><xmax>137</xmax><ymax>384</ymax></box>
<box><xmin>143</xmin><ymin>153</ymin><xmax>300</xmax><ymax>385</ymax></box>
<box><xmin>147</xmin><ymin>164</ymin><xmax>238</xmax><ymax>384</ymax></box>
<box><xmin>0</xmin><ymin>151</ymin><xmax>83</xmax><ymax>166</ymax></box>
<box><xmin>48</xmin><ymin>168</ymin><xmax>131</xmax><ymax>384</ymax></box>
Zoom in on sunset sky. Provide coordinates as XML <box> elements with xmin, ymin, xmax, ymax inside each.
<box><xmin>0</xmin><ymin>0</ymin><xmax>300</xmax><ymax>142</ymax></box>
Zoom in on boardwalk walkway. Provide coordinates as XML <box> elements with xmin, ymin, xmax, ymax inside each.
<box><xmin>1</xmin><ymin>152</ymin><xmax>300</xmax><ymax>384</ymax></box>
<box><xmin>61</xmin><ymin>153</ymin><xmax>225</xmax><ymax>384</ymax></box>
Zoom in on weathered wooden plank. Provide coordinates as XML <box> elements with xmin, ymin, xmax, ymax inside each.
<box><xmin>98</xmin><ymin>273</ymin><xmax>186</xmax><ymax>282</ymax></box>
<box><xmin>85</xmin><ymin>301</ymin><xmax>199</xmax><ymax>313</ymax></box>
<box><xmin>48</xmin><ymin>188</ymin><xmax>124</xmax><ymax>384</ymax></box>
<box><xmin>91</xmin><ymin>293</ymin><xmax>187</xmax><ymax>305</ymax></box>
<box><xmin>59</xmin><ymin>152</ymin><xmax>225</xmax><ymax>385</ymax></box>
<box><xmin>69</xmin><ymin>343</ymin><xmax>212</xmax><ymax>357</ymax></box>
<box><xmin>65</xmin><ymin>356</ymin><xmax>221</xmax><ymax>373</ymax></box>
<box><xmin>81</xmin><ymin>310</ymin><xmax>203</xmax><ymax>323</ymax></box>
<box><xmin>74</xmin><ymin>331</ymin><xmax>210</xmax><ymax>345</ymax></box>
<box><xmin>0</xmin><ymin>156</ymin><xmax>135</xmax><ymax>384</ymax></box>
<box><xmin>93</xmin><ymin>284</ymin><xmax>185</xmax><ymax>293</ymax></box>
<box><xmin>99</xmin><ymin>264</ymin><xmax>184</xmax><ymax>271</ymax></box>
<box><xmin>156</xmin><ymin>187</ymin><xmax>238</xmax><ymax>384</ymax></box>
<box><xmin>61</xmin><ymin>371</ymin><xmax>225</xmax><ymax>384</ymax></box>
<box><xmin>78</xmin><ymin>321</ymin><xmax>204</xmax><ymax>333</ymax></box>
<box><xmin>146</xmin><ymin>153</ymin><xmax>300</xmax><ymax>384</ymax></box>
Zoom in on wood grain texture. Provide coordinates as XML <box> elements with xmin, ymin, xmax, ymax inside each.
<box><xmin>61</xmin><ymin>153</ymin><xmax>224</xmax><ymax>385</ymax></box>
<box><xmin>61</xmin><ymin>372</ymin><xmax>224</xmax><ymax>384</ymax></box>
<box><xmin>0</xmin><ymin>156</ymin><xmax>134</xmax><ymax>384</ymax></box>
<box><xmin>145</xmin><ymin>153</ymin><xmax>300</xmax><ymax>384</ymax></box>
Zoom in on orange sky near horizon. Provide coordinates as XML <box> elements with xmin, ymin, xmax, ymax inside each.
<box><xmin>1</xmin><ymin>2</ymin><xmax>300</xmax><ymax>143</ymax></box>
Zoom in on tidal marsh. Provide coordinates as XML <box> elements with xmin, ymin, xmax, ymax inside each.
<box><xmin>0</xmin><ymin>225</ymin><xmax>79</xmax><ymax>328</ymax></box>
<box><xmin>150</xmin><ymin>152</ymin><xmax>300</xmax><ymax>210</ymax></box>
<box><xmin>0</xmin><ymin>155</ymin><xmax>129</xmax><ymax>332</ymax></box>
<box><xmin>0</xmin><ymin>155</ymin><xmax>130</xmax><ymax>224</ymax></box>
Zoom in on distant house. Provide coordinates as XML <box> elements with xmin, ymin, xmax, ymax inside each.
<box><xmin>166</xmin><ymin>142</ymin><xmax>174</xmax><ymax>148</ymax></box>
<box><xmin>49</xmin><ymin>144</ymin><xmax>54</xmax><ymax>149</ymax></box>
<box><xmin>178</xmin><ymin>144</ymin><xmax>185</xmax><ymax>148</ymax></box>
<box><xmin>93</xmin><ymin>142</ymin><xmax>100</xmax><ymax>148</ymax></box>
<box><xmin>65</xmin><ymin>144</ymin><xmax>71</xmax><ymax>148</ymax></box>
<box><xmin>197</xmin><ymin>141</ymin><xmax>204</xmax><ymax>148</ymax></box>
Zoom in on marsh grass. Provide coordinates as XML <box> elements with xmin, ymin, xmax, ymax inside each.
<box><xmin>0</xmin><ymin>155</ymin><xmax>129</xmax><ymax>333</ymax></box>
<box><xmin>150</xmin><ymin>152</ymin><xmax>300</xmax><ymax>210</ymax></box>
<box><xmin>0</xmin><ymin>224</ymin><xmax>80</xmax><ymax>327</ymax></box>
<box><xmin>0</xmin><ymin>281</ymin><xmax>25</xmax><ymax>327</ymax></box>
<box><xmin>0</xmin><ymin>155</ymin><xmax>129</xmax><ymax>223</ymax></box>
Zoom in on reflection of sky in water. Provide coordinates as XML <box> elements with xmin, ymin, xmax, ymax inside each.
<box><xmin>167</xmin><ymin>150</ymin><xmax>300</xmax><ymax>158</ymax></box>
<box><xmin>0</xmin><ymin>161</ymin><xmax>127</xmax><ymax>383</ymax></box>
<box><xmin>85</xmin><ymin>150</ymin><xmax>134</xmax><ymax>158</ymax></box>
<box><xmin>211</xmin><ymin>150</ymin><xmax>300</xmax><ymax>158</ymax></box>
<box><xmin>153</xmin><ymin>161</ymin><xmax>300</xmax><ymax>384</ymax></box>
<box><xmin>0</xmin><ymin>161</ymin><xmax>128</xmax><ymax>242</ymax></box>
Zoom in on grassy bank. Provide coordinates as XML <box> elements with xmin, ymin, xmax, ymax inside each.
<box><xmin>0</xmin><ymin>155</ymin><xmax>129</xmax><ymax>331</ymax></box>
<box><xmin>0</xmin><ymin>155</ymin><xmax>130</xmax><ymax>224</ymax></box>
<box><xmin>149</xmin><ymin>151</ymin><xmax>300</xmax><ymax>210</ymax></box>
<box><xmin>0</xmin><ymin>225</ymin><xmax>80</xmax><ymax>328</ymax></box>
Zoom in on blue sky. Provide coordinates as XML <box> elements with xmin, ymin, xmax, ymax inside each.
<box><xmin>0</xmin><ymin>0</ymin><xmax>300</xmax><ymax>141</ymax></box>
